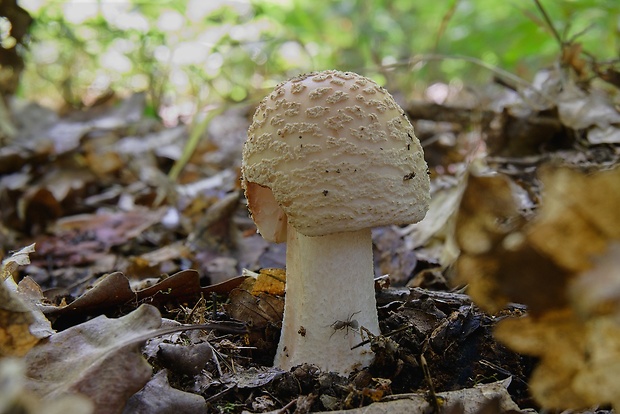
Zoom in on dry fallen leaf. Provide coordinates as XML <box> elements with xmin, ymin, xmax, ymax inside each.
<box><xmin>0</xmin><ymin>285</ymin><xmax>40</xmax><ymax>357</ymax></box>
<box><xmin>456</xmin><ymin>165</ymin><xmax>620</xmax><ymax>409</ymax></box>
<box><xmin>122</xmin><ymin>370</ymin><xmax>207</xmax><ymax>414</ymax></box>
<box><xmin>23</xmin><ymin>304</ymin><xmax>162</xmax><ymax>414</ymax></box>
<box><xmin>227</xmin><ymin>288</ymin><xmax>283</xmax><ymax>330</ymax></box>
<box><xmin>0</xmin><ymin>358</ymin><xmax>94</xmax><ymax>414</ymax></box>
<box><xmin>401</xmin><ymin>177</ymin><xmax>465</xmax><ymax>266</ymax></box>
<box><xmin>0</xmin><ymin>244</ymin><xmax>49</xmax><ymax>357</ymax></box>
<box><xmin>495</xmin><ymin>309</ymin><xmax>620</xmax><ymax>409</ymax></box>
<box><xmin>157</xmin><ymin>342</ymin><xmax>213</xmax><ymax>376</ymax></box>
<box><xmin>43</xmin><ymin>271</ymin><xmax>135</xmax><ymax>317</ymax></box>
<box><xmin>43</xmin><ymin>270</ymin><xmax>246</xmax><ymax>321</ymax></box>
<box><xmin>248</xmin><ymin>268</ymin><xmax>286</xmax><ymax>296</ymax></box>
<box><xmin>260</xmin><ymin>378</ymin><xmax>520</xmax><ymax>414</ymax></box>
<box><xmin>527</xmin><ymin>166</ymin><xmax>620</xmax><ymax>273</ymax></box>
<box><xmin>226</xmin><ymin>273</ymin><xmax>284</xmax><ymax>353</ymax></box>
<box><xmin>32</xmin><ymin>207</ymin><xmax>167</xmax><ymax>270</ymax></box>
<box><xmin>1</xmin><ymin>243</ymin><xmax>35</xmax><ymax>281</ymax></box>
<box><xmin>557</xmin><ymin>82</ymin><xmax>620</xmax><ymax>144</ymax></box>
<box><xmin>455</xmin><ymin>172</ymin><xmax>569</xmax><ymax>314</ymax></box>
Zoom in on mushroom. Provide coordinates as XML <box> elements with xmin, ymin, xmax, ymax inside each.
<box><xmin>242</xmin><ymin>70</ymin><xmax>430</xmax><ymax>373</ymax></box>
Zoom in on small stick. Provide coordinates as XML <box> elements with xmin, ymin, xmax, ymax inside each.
<box><xmin>275</xmin><ymin>398</ymin><xmax>297</xmax><ymax>414</ymax></box>
<box><xmin>420</xmin><ymin>354</ymin><xmax>440</xmax><ymax>413</ymax></box>
<box><xmin>350</xmin><ymin>324</ymin><xmax>412</xmax><ymax>350</ymax></box>
<box><xmin>204</xmin><ymin>384</ymin><xmax>236</xmax><ymax>404</ymax></box>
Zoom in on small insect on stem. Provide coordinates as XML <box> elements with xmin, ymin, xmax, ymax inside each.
<box><xmin>329</xmin><ymin>311</ymin><xmax>361</xmax><ymax>339</ymax></box>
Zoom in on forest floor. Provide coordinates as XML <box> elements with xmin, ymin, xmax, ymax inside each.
<box><xmin>1</xmin><ymin>61</ymin><xmax>620</xmax><ymax>414</ymax></box>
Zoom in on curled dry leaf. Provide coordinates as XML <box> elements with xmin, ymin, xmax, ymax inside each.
<box><xmin>23</xmin><ymin>304</ymin><xmax>162</xmax><ymax>414</ymax></box>
<box><xmin>13</xmin><ymin>276</ymin><xmax>54</xmax><ymax>339</ymax></box>
<box><xmin>43</xmin><ymin>271</ymin><xmax>135</xmax><ymax>317</ymax></box>
<box><xmin>401</xmin><ymin>178</ymin><xmax>465</xmax><ymax>266</ymax></box>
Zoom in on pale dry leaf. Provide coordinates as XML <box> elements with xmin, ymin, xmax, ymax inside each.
<box><xmin>1</xmin><ymin>243</ymin><xmax>35</xmax><ymax>281</ymax></box>
<box><xmin>23</xmin><ymin>304</ymin><xmax>162</xmax><ymax>414</ymax></box>
<box><xmin>14</xmin><ymin>277</ymin><xmax>54</xmax><ymax>340</ymax></box>
<box><xmin>220</xmin><ymin>366</ymin><xmax>282</xmax><ymax>389</ymax></box>
<box><xmin>401</xmin><ymin>178</ymin><xmax>466</xmax><ymax>266</ymax></box>
<box><xmin>0</xmin><ymin>246</ymin><xmax>50</xmax><ymax>358</ymax></box>
<box><xmin>557</xmin><ymin>83</ymin><xmax>620</xmax><ymax>132</ymax></box>
<box><xmin>587</xmin><ymin>125</ymin><xmax>620</xmax><ymax>145</ymax></box>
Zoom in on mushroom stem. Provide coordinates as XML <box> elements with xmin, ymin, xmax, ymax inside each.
<box><xmin>274</xmin><ymin>225</ymin><xmax>380</xmax><ymax>373</ymax></box>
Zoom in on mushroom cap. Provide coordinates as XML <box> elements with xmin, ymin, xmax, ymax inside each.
<box><xmin>242</xmin><ymin>70</ymin><xmax>430</xmax><ymax>240</ymax></box>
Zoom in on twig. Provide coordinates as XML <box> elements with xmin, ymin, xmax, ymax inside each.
<box><xmin>0</xmin><ymin>97</ymin><xmax>16</xmax><ymax>143</ymax></box>
<box><xmin>211</xmin><ymin>345</ymin><xmax>233</xmax><ymax>374</ymax></box>
<box><xmin>479</xmin><ymin>359</ymin><xmax>529</xmax><ymax>386</ymax></box>
<box><xmin>204</xmin><ymin>384</ymin><xmax>236</xmax><ymax>404</ymax></box>
<box><xmin>434</xmin><ymin>0</ymin><xmax>461</xmax><ymax>51</ymax></box>
<box><xmin>275</xmin><ymin>399</ymin><xmax>297</xmax><ymax>414</ymax></box>
<box><xmin>350</xmin><ymin>324</ymin><xmax>413</xmax><ymax>350</ymax></box>
<box><xmin>567</xmin><ymin>23</ymin><xmax>595</xmax><ymax>44</ymax></box>
<box><xmin>146</xmin><ymin>321</ymin><xmax>248</xmax><ymax>343</ymax></box>
<box><xmin>420</xmin><ymin>354</ymin><xmax>441</xmax><ymax>413</ymax></box>
<box><xmin>383</xmin><ymin>54</ymin><xmax>555</xmax><ymax>106</ymax></box>
<box><xmin>533</xmin><ymin>0</ymin><xmax>563</xmax><ymax>46</ymax></box>
<box><xmin>186</xmin><ymin>295</ymin><xmax>206</xmax><ymax>323</ymax></box>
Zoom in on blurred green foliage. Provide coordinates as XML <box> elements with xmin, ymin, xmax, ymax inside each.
<box><xmin>17</xmin><ymin>0</ymin><xmax>620</xmax><ymax>112</ymax></box>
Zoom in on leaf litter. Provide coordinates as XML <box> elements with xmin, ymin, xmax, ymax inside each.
<box><xmin>1</xmin><ymin>53</ymin><xmax>620</xmax><ymax>413</ymax></box>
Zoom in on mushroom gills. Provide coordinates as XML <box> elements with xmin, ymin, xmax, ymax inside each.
<box><xmin>244</xmin><ymin>182</ymin><xmax>287</xmax><ymax>243</ymax></box>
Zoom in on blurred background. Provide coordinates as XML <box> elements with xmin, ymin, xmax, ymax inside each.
<box><xmin>3</xmin><ymin>0</ymin><xmax>619</xmax><ymax>123</ymax></box>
